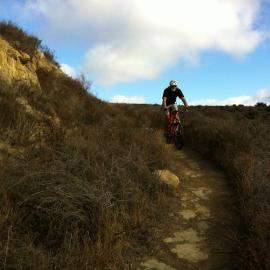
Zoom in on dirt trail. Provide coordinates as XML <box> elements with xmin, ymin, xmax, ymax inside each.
<box><xmin>137</xmin><ymin>142</ymin><xmax>241</xmax><ymax>270</ymax></box>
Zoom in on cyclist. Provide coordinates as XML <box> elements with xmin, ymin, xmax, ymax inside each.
<box><xmin>162</xmin><ymin>80</ymin><xmax>189</xmax><ymax>137</ymax></box>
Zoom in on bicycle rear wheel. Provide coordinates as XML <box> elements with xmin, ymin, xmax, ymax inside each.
<box><xmin>174</xmin><ymin>122</ymin><xmax>184</xmax><ymax>150</ymax></box>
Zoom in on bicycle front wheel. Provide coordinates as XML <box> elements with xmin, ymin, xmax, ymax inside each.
<box><xmin>174</xmin><ymin>122</ymin><xmax>184</xmax><ymax>150</ymax></box>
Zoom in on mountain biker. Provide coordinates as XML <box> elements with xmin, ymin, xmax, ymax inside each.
<box><xmin>162</xmin><ymin>80</ymin><xmax>189</xmax><ymax>137</ymax></box>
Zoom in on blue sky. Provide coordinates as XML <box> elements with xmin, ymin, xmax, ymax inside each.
<box><xmin>1</xmin><ymin>0</ymin><xmax>270</xmax><ymax>105</ymax></box>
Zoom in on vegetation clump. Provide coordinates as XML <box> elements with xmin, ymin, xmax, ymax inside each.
<box><xmin>0</xmin><ymin>21</ymin><xmax>59</xmax><ymax>66</ymax></box>
<box><xmin>182</xmin><ymin>105</ymin><xmax>270</xmax><ymax>270</ymax></box>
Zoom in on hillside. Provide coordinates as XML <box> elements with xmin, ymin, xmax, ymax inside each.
<box><xmin>0</xmin><ymin>22</ymin><xmax>169</xmax><ymax>269</ymax></box>
<box><xmin>0</xmin><ymin>22</ymin><xmax>269</xmax><ymax>270</ymax></box>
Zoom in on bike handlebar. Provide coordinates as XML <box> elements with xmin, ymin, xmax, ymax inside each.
<box><xmin>163</xmin><ymin>104</ymin><xmax>190</xmax><ymax>112</ymax></box>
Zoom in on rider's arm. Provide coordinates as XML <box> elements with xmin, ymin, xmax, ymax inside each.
<box><xmin>177</xmin><ymin>89</ymin><xmax>189</xmax><ymax>109</ymax></box>
<box><xmin>162</xmin><ymin>97</ymin><xmax>167</xmax><ymax>108</ymax></box>
<box><xmin>181</xmin><ymin>97</ymin><xmax>189</xmax><ymax>109</ymax></box>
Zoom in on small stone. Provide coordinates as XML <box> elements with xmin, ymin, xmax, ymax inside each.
<box><xmin>164</xmin><ymin>229</ymin><xmax>204</xmax><ymax>244</ymax></box>
<box><xmin>178</xmin><ymin>209</ymin><xmax>197</xmax><ymax>220</ymax></box>
<box><xmin>197</xmin><ymin>221</ymin><xmax>209</xmax><ymax>232</ymax></box>
<box><xmin>171</xmin><ymin>243</ymin><xmax>208</xmax><ymax>263</ymax></box>
<box><xmin>191</xmin><ymin>187</ymin><xmax>212</xmax><ymax>200</ymax></box>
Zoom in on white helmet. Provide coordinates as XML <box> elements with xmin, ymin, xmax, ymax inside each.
<box><xmin>170</xmin><ymin>80</ymin><xmax>178</xmax><ymax>87</ymax></box>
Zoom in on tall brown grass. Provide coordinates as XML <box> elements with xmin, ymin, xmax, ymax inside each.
<box><xmin>0</xmin><ymin>23</ymin><xmax>170</xmax><ymax>268</ymax></box>
<box><xmin>0</xmin><ymin>76</ymin><xmax>169</xmax><ymax>269</ymax></box>
<box><xmin>181</xmin><ymin>105</ymin><xmax>270</xmax><ymax>270</ymax></box>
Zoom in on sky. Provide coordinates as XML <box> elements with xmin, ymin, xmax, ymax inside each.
<box><xmin>1</xmin><ymin>0</ymin><xmax>270</xmax><ymax>105</ymax></box>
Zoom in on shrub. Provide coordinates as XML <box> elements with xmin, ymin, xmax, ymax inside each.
<box><xmin>0</xmin><ymin>21</ymin><xmax>59</xmax><ymax>65</ymax></box>
<box><xmin>0</xmin><ymin>21</ymin><xmax>41</xmax><ymax>56</ymax></box>
<box><xmin>40</xmin><ymin>45</ymin><xmax>60</xmax><ymax>67</ymax></box>
<box><xmin>255</xmin><ymin>102</ymin><xmax>267</xmax><ymax>107</ymax></box>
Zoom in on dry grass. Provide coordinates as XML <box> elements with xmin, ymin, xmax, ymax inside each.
<box><xmin>0</xmin><ymin>21</ymin><xmax>59</xmax><ymax>66</ymax></box>
<box><xmin>4</xmin><ymin>21</ymin><xmax>269</xmax><ymax>270</ymax></box>
<box><xmin>181</xmin><ymin>105</ymin><xmax>270</xmax><ymax>270</ymax></box>
<box><xmin>0</xmin><ymin>75</ymin><xmax>169</xmax><ymax>269</ymax></box>
<box><xmin>0</xmin><ymin>23</ymin><xmax>169</xmax><ymax>268</ymax></box>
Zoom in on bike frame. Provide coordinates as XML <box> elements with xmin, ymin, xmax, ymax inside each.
<box><xmin>165</xmin><ymin>104</ymin><xmax>184</xmax><ymax>149</ymax></box>
<box><xmin>166</xmin><ymin>105</ymin><xmax>181</xmax><ymax>135</ymax></box>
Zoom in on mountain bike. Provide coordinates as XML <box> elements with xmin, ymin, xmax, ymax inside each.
<box><xmin>164</xmin><ymin>104</ymin><xmax>185</xmax><ymax>150</ymax></box>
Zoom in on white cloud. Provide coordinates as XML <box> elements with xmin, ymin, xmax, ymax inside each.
<box><xmin>60</xmin><ymin>63</ymin><xmax>77</xmax><ymax>77</ymax></box>
<box><xmin>191</xmin><ymin>89</ymin><xmax>270</xmax><ymax>106</ymax></box>
<box><xmin>21</xmin><ymin>0</ymin><xmax>265</xmax><ymax>85</ymax></box>
<box><xmin>111</xmin><ymin>95</ymin><xmax>146</xmax><ymax>104</ymax></box>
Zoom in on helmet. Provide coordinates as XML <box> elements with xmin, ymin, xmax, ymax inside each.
<box><xmin>170</xmin><ymin>80</ymin><xmax>178</xmax><ymax>87</ymax></box>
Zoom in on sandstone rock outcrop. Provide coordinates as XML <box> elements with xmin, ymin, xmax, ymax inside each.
<box><xmin>0</xmin><ymin>38</ymin><xmax>61</xmax><ymax>91</ymax></box>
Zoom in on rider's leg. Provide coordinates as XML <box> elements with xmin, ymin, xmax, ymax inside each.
<box><xmin>176</xmin><ymin>111</ymin><xmax>180</xmax><ymax>121</ymax></box>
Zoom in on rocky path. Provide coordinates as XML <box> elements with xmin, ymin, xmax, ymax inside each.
<box><xmin>137</xmin><ymin>143</ymin><xmax>241</xmax><ymax>270</ymax></box>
